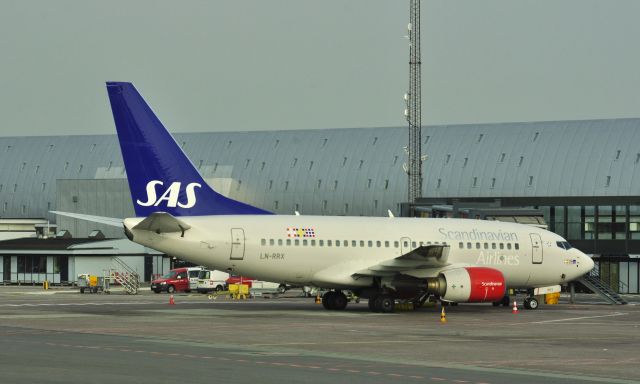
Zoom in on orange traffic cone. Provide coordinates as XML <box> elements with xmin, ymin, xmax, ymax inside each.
<box><xmin>512</xmin><ymin>300</ymin><xmax>518</xmax><ymax>314</ymax></box>
<box><xmin>315</xmin><ymin>293</ymin><xmax>322</xmax><ymax>304</ymax></box>
<box><xmin>440</xmin><ymin>306</ymin><xmax>447</xmax><ymax>323</ymax></box>
<box><xmin>169</xmin><ymin>294</ymin><xmax>175</xmax><ymax>305</ymax></box>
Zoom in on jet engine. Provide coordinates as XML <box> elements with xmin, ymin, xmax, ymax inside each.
<box><xmin>425</xmin><ymin>267</ymin><xmax>505</xmax><ymax>303</ymax></box>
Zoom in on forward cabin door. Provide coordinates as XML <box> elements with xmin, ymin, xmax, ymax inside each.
<box><xmin>230</xmin><ymin>228</ymin><xmax>246</xmax><ymax>260</ymax></box>
<box><xmin>530</xmin><ymin>233</ymin><xmax>543</xmax><ymax>264</ymax></box>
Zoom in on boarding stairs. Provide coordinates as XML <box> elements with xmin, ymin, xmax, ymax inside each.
<box><xmin>109</xmin><ymin>257</ymin><xmax>140</xmax><ymax>295</ymax></box>
<box><xmin>578</xmin><ymin>271</ymin><xmax>627</xmax><ymax>305</ymax></box>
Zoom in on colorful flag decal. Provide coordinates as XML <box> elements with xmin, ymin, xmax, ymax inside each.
<box><xmin>287</xmin><ymin>227</ymin><xmax>316</xmax><ymax>238</ymax></box>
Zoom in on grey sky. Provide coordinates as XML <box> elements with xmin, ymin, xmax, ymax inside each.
<box><xmin>0</xmin><ymin>0</ymin><xmax>638</xmax><ymax>136</ymax></box>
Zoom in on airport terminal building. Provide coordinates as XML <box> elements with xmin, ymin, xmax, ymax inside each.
<box><xmin>0</xmin><ymin>118</ymin><xmax>639</xmax><ymax>292</ymax></box>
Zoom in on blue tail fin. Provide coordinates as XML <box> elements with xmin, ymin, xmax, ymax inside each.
<box><xmin>106</xmin><ymin>82</ymin><xmax>272</xmax><ymax>217</ymax></box>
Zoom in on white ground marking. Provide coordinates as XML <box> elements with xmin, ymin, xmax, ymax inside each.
<box><xmin>521</xmin><ymin>312</ymin><xmax>627</xmax><ymax>324</ymax></box>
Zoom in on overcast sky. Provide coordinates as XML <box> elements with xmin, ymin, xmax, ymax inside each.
<box><xmin>0</xmin><ymin>0</ymin><xmax>638</xmax><ymax>136</ymax></box>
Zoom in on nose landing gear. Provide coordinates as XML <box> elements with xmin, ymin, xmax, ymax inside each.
<box><xmin>523</xmin><ymin>296</ymin><xmax>539</xmax><ymax>310</ymax></box>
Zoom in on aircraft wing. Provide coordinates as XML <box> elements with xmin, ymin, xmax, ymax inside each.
<box><xmin>354</xmin><ymin>244</ymin><xmax>450</xmax><ymax>276</ymax></box>
<box><xmin>50</xmin><ymin>211</ymin><xmax>123</xmax><ymax>227</ymax></box>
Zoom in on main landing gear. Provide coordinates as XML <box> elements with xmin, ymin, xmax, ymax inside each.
<box><xmin>322</xmin><ymin>290</ymin><xmax>348</xmax><ymax>310</ymax></box>
<box><xmin>368</xmin><ymin>293</ymin><xmax>395</xmax><ymax>313</ymax></box>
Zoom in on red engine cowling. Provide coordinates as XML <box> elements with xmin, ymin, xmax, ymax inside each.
<box><xmin>438</xmin><ymin>267</ymin><xmax>506</xmax><ymax>303</ymax></box>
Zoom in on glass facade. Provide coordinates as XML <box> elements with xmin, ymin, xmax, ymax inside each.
<box><xmin>539</xmin><ymin>204</ymin><xmax>640</xmax><ymax>241</ymax></box>
<box><xmin>537</xmin><ymin>204</ymin><xmax>640</xmax><ymax>294</ymax></box>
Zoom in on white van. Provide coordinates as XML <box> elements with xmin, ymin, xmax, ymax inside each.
<box><xmin>187</xmin><ymin>266</ymin><xmax>206</xmax><ymax>291</ymax></box>
<box><xmin>196</xmin><ymin>270</ymin><xmax>230</xmax><ymax>293</ymax></box>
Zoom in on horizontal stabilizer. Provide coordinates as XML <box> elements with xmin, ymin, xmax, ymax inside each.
<box><xmin>132</xmin><ymin>212</ymin><xmax>191</xmax><ymax>234</ymax></box>
<box><xmin>50</xmin><ymin>211</ymin><xmax>123</xmax><ymax>228</ymax></box>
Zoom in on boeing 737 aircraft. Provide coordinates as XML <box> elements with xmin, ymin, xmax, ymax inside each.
<box><xmin>55</xmin><ymin>82</ymin><xmax>594</xmax><ymax>313</ymax></box>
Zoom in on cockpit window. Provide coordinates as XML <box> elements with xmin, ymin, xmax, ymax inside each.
<box><xmin>556</xmin><ymin>241</ymin><xmax>573</xmax><ymax>250</ymax></box>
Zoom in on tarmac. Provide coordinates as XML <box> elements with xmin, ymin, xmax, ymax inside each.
<box><xmin>0</xmin><ymin>286</ymin><xmax>639</xmax><ymax>384</ymax></box>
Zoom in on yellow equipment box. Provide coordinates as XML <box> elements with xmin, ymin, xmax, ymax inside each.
<box><xmin>545</xmin><ymin>292</ymin><xmax>560</xmax><ymax>305</ymax></box>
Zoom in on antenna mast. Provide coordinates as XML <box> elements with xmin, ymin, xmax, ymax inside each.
<box><xmin>406</xmin><ymin>0</ymin><xmax>422</xmax><ymax>204</ymax></box>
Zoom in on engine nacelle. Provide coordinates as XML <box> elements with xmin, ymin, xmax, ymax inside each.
<box><xmin>425</xmin><ymin>267</ymin><xmax>505</xmax><ymax>303</ymax></box>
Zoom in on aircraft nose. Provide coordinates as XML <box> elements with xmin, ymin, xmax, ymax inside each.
<box><xmin>581</xmin><ymin>252</ymin><xmax>595</xmax><ymax>275</ymax></box>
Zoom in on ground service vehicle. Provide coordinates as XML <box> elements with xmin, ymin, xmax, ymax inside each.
<box><xmin>187</xmin><ymin>266</ymin><xmax>205</xmax><ymax>291</ymax></box>
<box><xmin>196</xmin><ymin>270</ymin><xmax>229</xmax><ymax>293</ymax></box>
<box><xmin>151</xmin><ymin>268</ymin><xmax>191</xmax><ymax>293</ymax></box>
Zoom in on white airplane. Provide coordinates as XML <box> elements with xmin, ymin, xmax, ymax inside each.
<box><xmin>55</xmin><ymin>82</ymin><xmax>594</xmax><ymax>313</ymax></box>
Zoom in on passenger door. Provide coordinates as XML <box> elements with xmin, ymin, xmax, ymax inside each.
<box><xmin>230</xmin><ymin>228</ymin><xmax>246</xmax><ymax>260</ymax></box>
<box><xmin>530</xmin><ymin>233</ymin><xmax>543</xmax><ymax>264</ymax></box>
<box><xmin>400</xmin><ymin>237</ymin><xmax>412</xmax><ymax>255</ymax></box>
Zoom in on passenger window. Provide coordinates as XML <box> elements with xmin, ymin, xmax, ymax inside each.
<box><xmin>484</xmin><ymin>243</ymin><xmax>488</xmax><ymax>249</ymax></box>
<box><xmin>319</xmin><ymin>240</ymin><xmax>324</xmax><ymax>246</ymax></box>
<box><xmin>459</xmin><ymin>242</ymin><xmax>464</xmax><ymax>249</ymax></box>
<box><xmin>427</xmin><ymin>241</ymin><xmax>431</xmax><ymax>245</ymax></box>
<box><xmin>261</xmin><ymin>239</ymin><xmax>266</xmax><ymax>246</ymax></box>
<box><xmin>311</xmin><ymin>240</ymin><xmax>316</xmax><ymax>246</ymax></box>
<box><xmin>376</xmin><ymin>241</ymin><xmax>381</xmax><ymax>247</ymax></box>
<box><xmin>499</xmin><ymin>243</ymin><xmax>504</xmax><ymax>250</ymax></box>
<box><xmin>360</xmin><ymin>240</ymin><xmax>364</xmax><ymax>247</ymax></box>
<box><xmin>394</xmin><ymin>241</ymin><xmax>399</xmax><ymax>248</ymax></box>
<box><xmin>515</xmin><ymin>243</ymin><xmax>519</xmax><ymax>250</ymax></box>
<box><xmin>403</xmin><ymin>241</ymin><xmax>409</xmax><ymax>248</ymax></box>
<box><xmin>327</xmin><ymin>240</ymin><xmax>332</xmax><ymax>246</ymax></box>
<box><xmin>343</xmin><ymin>240</ymin><xmax>348</xmax><ymax>247</ymax></box>
<box><xmin>269</xmin><ymin>239</ymin><xmax>274</xmax><ymax>246</ymax></box>
<box><xmin>335</xmin><ymin>240</ymin><xmax>340</xmax><ymax>247</ymax></box>
<box><xmin>303</xmin><ymin>239</ymin><xmax>308</xmax><ymax>246</ymax></box>
<box><xmin>467</xmin><ymin>242</ymin><xmax>472</xmax><ymax>249</ymax></box>
<box><xmin>412</xmin><ymin>242</ymin><xmax>417</xmax><ymax>248</ymax></box>
<box><xmin>419</xmin><ymin>241</ymin><xmax>424</xmax><ymax>247</ymax></box>
<box><xmin>278</xmin><ymin>239</ymin><xmax>283</xmax><ymax>246</ymax></box>
<box><xmin>368</xmin><ymin>240</ymin><xmax>373</xmax><ymax>247</ymax></box>
<box><xmin>384</xmin><ymin>241</ymin><xmax>390</xmax><ymax>248</ymax></box>
<box><xmin>352</xmin><ymin>240</ymin><xmax>357</xmax><ymax>247</ymax></box>
<box><xmin>492</xmin><ymin>243</ymin><xmax>496</xmax><ymax>249</ymax></box>
<box><xmin>476</xmin><ymin>242</ymin><xmax>480</xmax><ymax>249</ymax></box>
<box><xmin>295</xmin><ymin>239</ymin><xmax>299</xmax><ymax>246</ymax></box>
<box><xmin>507</xmin><ymin>243</ymin><xmax>512</xmax><ymax>250</ymax></box>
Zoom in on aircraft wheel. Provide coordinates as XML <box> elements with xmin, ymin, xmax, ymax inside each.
<box><xmin>322</xmin><ymin>291</ymin><xmax>336</xmax><ymax>310</ymax></box>
<box><xmin>333</xmin><ymin>291</ymin><xmax>348</xmax><ymax>310</ymax></box>
<box><xmin>376</xmin><ymin>294</ymin><xmax>395</xmax><ymax>313</ymax></box>
<box><xmin>525</xmin><ymin>297</ymin><xmax>539</xmax><ymax>310</ymax></box>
